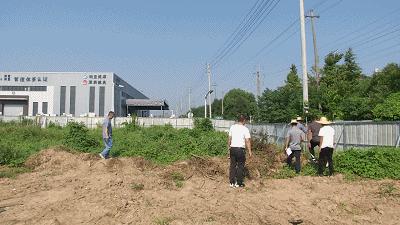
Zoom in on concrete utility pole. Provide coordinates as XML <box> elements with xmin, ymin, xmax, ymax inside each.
<box><xmin>212</xmin><ymin>83</ymin><xmax>217</xmax><ymax>101</ymax></box>
<box><xmin>299</xmin><ymin>0</ymin><xmax>309</xmax><ymax>110</ymax></box>
<box><xmin>207</xmin><ymin>63</ymin><xmax>212</xmax><ymax>119</ymax></box>
<box><xmin>256</xmin><ymin>66</ymin><xmax>261</xmax><ymax>98</ymax></box>
<box><xmin>188</xmin><ymin>87</ymin><xmax>191</xmax><ymax>112</ymax></box>
<box><xmin>306</xmin><ymin>9</ymin><xmax>320</xmax><ymax>85</ymax></box>
<box><xmin>221</xmin><ymin>91</ymin><xmax>225</xmax><ymax>116</ymax></box>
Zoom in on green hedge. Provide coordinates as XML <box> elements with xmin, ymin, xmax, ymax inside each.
<box><xmin>334</xmin><ymin>147</ymin><xmax>400</xmax><ymax>179</ymax></box>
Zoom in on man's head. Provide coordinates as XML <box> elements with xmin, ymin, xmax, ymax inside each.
<box><xmin>108</xmin><ymin>111</ymin><xmax>115</xmax><ymax>119</ymax></box>
<box><xmin>290</xmin><ymin>119</ymin><xmax>298</xmax><ymax>126</ymax></box>
<box><xmin>296</xmin><ymin>116</ymin><xmax>303</xmax><ymax>122</ymax></box>
<box><xmin>238</xmin><ymin>114</ymin><xmax>247</xmax><ymax>124</ymax></box>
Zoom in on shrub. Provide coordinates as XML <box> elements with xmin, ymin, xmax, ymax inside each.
<box><xmin>334</xmin><ymin>147</ymin><xmax>400</xmax><ymax>179</ymax></box>
<box><xmin>0</xmin><ymin>142</ymin><xmax>25</xmax><ymax>166</ymax></box>
<box><xmin>193</xmin><ymin>118</ymin><xmax>214</xmax><ymax>132</ymax></box>
<box><xmin>63</xmin><ymin>122</ymin><xmax>99</xmax><ymax>152</ymax></box>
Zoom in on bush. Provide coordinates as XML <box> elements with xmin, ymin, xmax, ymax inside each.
<box><xmin>194</xmin><ymin>118</ymin><xmax>214</xmax><ymax>132</ymax></box>
<box><xmin>334</xmin><ymin>148</ymin><xmax>400</xmax><ymax>179</ymax></box>
<box><xmin>63</xmin><ymin>122</ymin><xmax>99</xmax><ymax>152</ymax></box>
<box><xmin>0</xmin><ymin>142</ymin><xmax>25</xmax><ymax>166</ymax></box>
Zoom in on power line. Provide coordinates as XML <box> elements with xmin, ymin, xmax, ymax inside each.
<box><xmin>216</xmin><ymin>0</ymin><xmax>341</xmax><ymax>88</ymax></box>
<box><xmin>322</xmin><ymin>7</ymin><xmax>400</xmax><ymax>51</ymax></box>
<box><xmin>211</xmin><ymin>0</ymin><xmax>281</xmax><ymax>68</ymax></box>
<box><xmin>210</xmin><ymin>0</ymin><xmax>264</xmax><ymax>64</ymax></box>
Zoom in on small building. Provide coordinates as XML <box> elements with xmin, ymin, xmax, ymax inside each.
<box><xmin>0</xmin><ymin>72</ymin><xmax>157</xmax><ymax>117</ymax></box>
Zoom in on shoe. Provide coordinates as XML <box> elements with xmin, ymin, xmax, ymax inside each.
<box><xmin>229</xmin><ymin>183</ymin><xmax>239</xmax><ymax>188</ymax></box>
<box><xmin>237</xmin><ymin>183</ymin><xmax>245</xmax><ymax>188</ymax></box>
<box><xmin>99</xmin><ymin>153</ymin><xmax>105</xmax><ymax>159</ymax></box>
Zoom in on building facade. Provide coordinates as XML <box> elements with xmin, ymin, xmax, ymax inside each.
<box><xmin>0</xmin><ymin>72</ymin><xmax>148</xmax><ymax>117</ymax></box>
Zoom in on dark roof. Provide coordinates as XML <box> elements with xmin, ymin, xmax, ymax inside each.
<box><xmin>126</xmin><ymin>99</ymin><xmax>169</xmax><ymax>110</ymax></box>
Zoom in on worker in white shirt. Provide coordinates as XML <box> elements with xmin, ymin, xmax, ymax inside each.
<box><xmin>317</xmin><ymin>117</ymin><xmax>335</xmax><ymax>176</ymax></box>
<box><xmin>228</xmin><ymin>115</ymin><xmax>252</xmax><ymax>188</ymax></box>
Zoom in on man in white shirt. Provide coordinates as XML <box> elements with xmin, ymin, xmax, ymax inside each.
<box><xmin>228</xmin><ymin>115</ymin><xmax>252</xmax><ymax>188</ymax></box>
<box><xmin>317</xmin><ymin>117</ymin><xmax>335</xmax><ymax>176</ymax></box>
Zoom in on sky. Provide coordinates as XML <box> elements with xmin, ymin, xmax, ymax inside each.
<box><xmin>1</xmin><ymin>0</ymin><xmax>399</xmax><ymax>116</ymax></box>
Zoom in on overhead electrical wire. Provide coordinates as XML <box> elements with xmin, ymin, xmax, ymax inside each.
<box><xmin>210</xmin><ymin>0</ymin><xmax>281</xmax><ymax>68</ymax></box>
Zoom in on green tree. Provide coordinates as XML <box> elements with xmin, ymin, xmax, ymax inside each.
<box><xmin>257</xmin><ymin>65</ymin><xmax>302</xmax><ymax>122</ymax></box>
<box><xmin>223</xmin><ymin>88</ymin><xmax>257</xmax><ymax>120</ymax></box>
<box><xmin>372</xmin><ymin>92</ymin><xmax>400</xmax><ymax>121</ymax></box>
<box><xmin>368</xmin><ymin>63</ymin><xmax>400</xmax><ymax>105</ymax></box>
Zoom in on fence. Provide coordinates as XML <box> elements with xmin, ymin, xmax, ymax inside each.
<box><xmin>1</xmin><ymin>115</ymin><xmax>399</xmax><ymax>148</ymax></box>
<box><xmin>248</xmin><ymin>121</ymin><xmax>400</xmax><ymax>149</ymax></box>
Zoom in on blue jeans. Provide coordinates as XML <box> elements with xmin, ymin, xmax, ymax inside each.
<box><xmin>101</xmin><ymin>137</ymin><xmax>113</xmax><ymax>158</ymax></box>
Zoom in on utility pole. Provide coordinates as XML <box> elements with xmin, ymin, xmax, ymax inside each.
<box><xmin>188</xmin><ymin>87</ymin><xmax>191</xmax><ymax>112</ymax></box>
<box><xmin>207</xmin><ymin>63</ymin><xmax>212</xmax><ymax>119</ymax></box>
<box><xmin>306</xmin><ymin>10</ymin><xmax>320</xmax><ymax>85</ymax></box>
<box><xmin>299</xmin><ymin>0</ymin><xmax>309</xmax><ymax>110</ymax></box>
<box><xmin>256</xmin><ymin>65</ymin><xmax>261</xmax><ymax>98</ymax></box>
<box><xmin>221</xmin><ymin>91</ymin><xmax>225</xmax><ymax>116</ymax></box>
<box><xmin>212</xmin><ymin>83</ymin><xmax>217</xmax><ymax>101</ymax></box>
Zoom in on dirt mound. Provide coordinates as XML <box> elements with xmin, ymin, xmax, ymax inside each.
<box><xmin>1</xmin><ymin>149</ymin><xmax>400</xmax><ymax>225</ymax></box>
<box><xmin>24</xmin><ymin>148</ymin><xmax>79</xmax><ymax>171</ymax></box>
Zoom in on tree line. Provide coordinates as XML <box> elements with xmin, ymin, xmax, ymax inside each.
<box><xmin>190</xmin><ymin>49</ymin><xmax>400</xmax><ymax>122</ymax></box>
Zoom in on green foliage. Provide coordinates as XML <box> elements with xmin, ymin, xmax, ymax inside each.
<box><xmin>193</xmin><ymin>118</ymin><xmax>214</xmax><ymax>132</ymax></box>
<box><xmin>63</xmin><ymin>122</ymin><xmax>99</xmax><ymax>152</ymax></box>
<box><xmin>0</xmin><ymin>167</ymin><xmax>30</xmax><ymax>179</ymax></box>
<box><xmin>257</xmin><ymin>64</ymin><xmax>303</xmax><ymax>122</ymax></box>
<box><xmin>171</xmin><ymin>172</ymin><xmax>185</xmax><ymax>188</ymax></box>
<box><xmin>368</xmin><ymin>63</ymin><xmax>400</xmax><ymax>105</ymax></box>
<box><xmin>372</xmin><ymin>92</ymin><xmax>400</xmax><ymax>120</ymax></box>
<box><xmin>378</xmin><ymin>182</ymin><xmax>399</xmax><ymax>197</ymax></box>
<box><xmin>222</xmin><ymin>88</ymin><xmax>257</xmax><ymax>120</ymax></box>
<box><xmin>111</xmin><ymin>125</ymin><xmax>227</xmax><ymax>164</ymax></box>
<box><xmin>0</xmin><ymin>121</ymin><xmax>64</xmax><ymax>166</ymax></box>
<box><xmin>130</xmin><ymin>183</ymin><xmax>145</xmax><ymax>191</ymax></box>
<box><xmin>334</xmin><ymin>148</ymin><xmax>400</xmax><ymax>179</ymax></box>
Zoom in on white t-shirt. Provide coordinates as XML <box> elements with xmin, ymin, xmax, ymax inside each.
<box><xmin>319</xmin><ymin>126</ymin><xmax>335</xmax><ymax>148</ymax></box>
<box><xmin>229</xmin><ymin>124</ymin><xmax>251</xmax><ymax>148</ymax></box>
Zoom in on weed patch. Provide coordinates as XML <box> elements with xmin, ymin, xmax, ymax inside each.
<box><xmin>130</xmin><ymin>183</ymin><xmax>145</xmax><ymax>191</ymax></box>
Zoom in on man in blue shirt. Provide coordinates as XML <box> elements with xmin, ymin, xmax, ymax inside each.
<box><xmin>99</xmin><ymin>111</ymin><xmax>115</xmax><ymax>159</ymax></box>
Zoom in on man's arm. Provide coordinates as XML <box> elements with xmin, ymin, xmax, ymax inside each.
<box><xmin>245</xmin><ymin>138</ymin><xmax>252</xmax><ymax>157</ymax></box>
<box><xmin>319</xmin><ymin>136</ymin><xmax>324</xmax><ymax>151</ymax></box>
<box><xmin>103</xmin><ymin>126</ymin><xmax>108</xmax><ymax>139</ymax></box>
<box><xmin>284</xmin><ymin>137</ymin><xmax>289</xmax><ymax>150</ymax></box>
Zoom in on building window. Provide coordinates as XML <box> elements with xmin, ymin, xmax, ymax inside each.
<box><xmin>33</xmin><ymin>102</ymin><xmax>38</xmax><ymax>116</ymax></box>
<box><xmin>42</xmin><ymin>102</ymin><xmax>48</xmax><ymax>114</ymax></box>
<box><xmin>99</xmin><ymin>87</ymin><xmax>105</xmax><ymax>116</ymax></box>
<box><xmin>60</xmin><ymin>86</ymin><xmax>66</xmax><ymax>115</ymax></box>
<box><xmin>0</xmin><ymin>86</ymin><xmax>46</xmax><ymax>91</ymax></box>
<box><xmin>89</xmin><ymin>86</ymin><xmax>95</xmax><ymax>113</ymax></box>
<box><xmin>70</xmin><ymin>86</ymin><xmax>76</xmax><ymax>115</ymax></box>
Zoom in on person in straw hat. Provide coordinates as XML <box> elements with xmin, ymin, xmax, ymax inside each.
<box><xmin>317</xmin><ymin>117</ymin><xmax>335</xmax><ymax>176</ymax></box>
<box><xmin>296</xmin><ymin>116</ymin><xmax>307</xmax><ymax>134</ymax></box>
<box><xmin>284</xmin><ymin>119</ymin><xmax>305</xmax><ymax>173</ymax></box>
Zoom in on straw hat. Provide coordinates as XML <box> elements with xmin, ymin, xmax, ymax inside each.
<box><xmin>296</xmin><ymin>116</ymin><xmax>303</xmax><ymax>121</ymax></box>
<box><xmin>317</xmin><ymin>116</ymin><xmax>332</xmax><ymax>125</ymax></box>
<box><xmin>290</xmin><ymin>119</ymin><xmax>298</xmax><ymax>124</ymax></box>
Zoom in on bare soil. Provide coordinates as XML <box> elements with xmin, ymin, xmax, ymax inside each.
<box><xmin>0</xmin><ymin>149</ymin><xmax>399</xmax><ymax>225</ymax></box>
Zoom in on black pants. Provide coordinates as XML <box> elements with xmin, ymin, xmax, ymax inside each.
<box><xmin>229</xmin><ymin>147</ymin><xmax>246</xmax><ymax>185</ymax></box>
<box><xmin>318</xmin><ymin>147</ymin><xmax>334</xmax><ymax>175</ymax></box>
<box><xmin>309</xmin><ymin>140</ymin><xmax>320</xmax><ymax>157</ymax></box>
<box><xmin>287</xmin><ymin>150</ymin><xmax>301</xmax><ymax>173</ymax></box>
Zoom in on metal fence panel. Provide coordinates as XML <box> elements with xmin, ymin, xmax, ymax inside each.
<box><xmin>1</xmin><ymin>115</ymin><xmax>399</xmax><ymax>148</ymax></box>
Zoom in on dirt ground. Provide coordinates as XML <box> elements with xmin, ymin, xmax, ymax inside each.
<box><xmin>1</xmin><ymin>149</ymin><xmax>399</xmax><ymax>225</ymax></box>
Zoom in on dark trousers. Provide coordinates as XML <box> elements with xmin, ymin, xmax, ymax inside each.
<box><xmin>287</xmin><ymin>150</ymin><xmax>301</xmax><ymax>173</ymax></box>
<box><xmin>309</xmin><ymin>140</ymin><xmax>320</xmax><ymax>157</ymax></box>
<box><xmin>318</xmin><ymin>147</ymin><xmax>334</xmax><ymax>175</ymax></box>
<box><xmin>229</xmin><ymin>147</ymin><xmax>246</xmax><ymax>185</ymax></box>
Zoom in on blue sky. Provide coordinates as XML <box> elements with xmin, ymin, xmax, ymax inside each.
<box><xmin>1</xmin><ymin>0</ymin><xmax>399</xmax><ymax>115</ymax></box>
